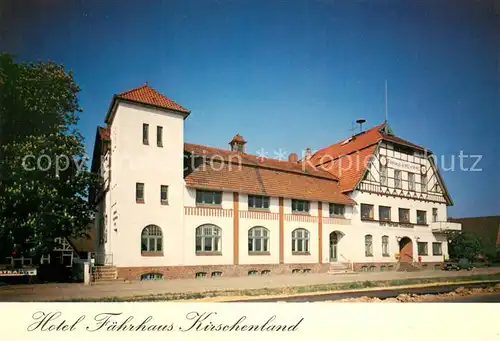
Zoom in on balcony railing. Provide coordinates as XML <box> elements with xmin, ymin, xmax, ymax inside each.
<box><xmin>431</xmin><ymin>221</ymin><xmax>461</xmax><ymax>233</ymax></box>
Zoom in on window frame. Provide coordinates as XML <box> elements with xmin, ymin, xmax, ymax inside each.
<box><xmin>398</xmin><ymin>208</ymin><xmax>410</xmax><ymax>223</ymax></box>
<box><xmin>291</xmin><ymin>228</ymin><xmax>310</xmax><ymax>254</ymax></box>
<box><xmin>141</xmin><ymin>225</ymin><xmax>163</xmax><ymax>255</ymax></box>
<box><xmin>329</xmin><ymin>203</ymin><xmax>345</xmax><ymax>217</ymax></box>
<box><xmin>432</xmin><ymin>208</ymin><xmax>438</xmax><ymax>223</ymax></box>
<box><xmin>160</xmin><ymin>185</ymin><xmax>168</xmax><ymax>204</ymax></box>
<box><xmin>142</xmin><ymin>123</ymin><xmax>149</xmax><ymax>145</ymax></box>
<box><xmin>380</xmin><ymin>163</ymin><xmax>388</xmax><ymax>186</ymax></box>
<box><xmin>361</xmin><ymin>204</ymin><xmax>374</xmax><ymax>220</ymax></box>
<box><xmin>432</xmin><ymin>242</ymin><xmax>443</xmax><ymax>256</ymax></box>
<box><xmin>196</xmin><ymin>190</ymin><xmax>223</xmax><ymax>206</ymax></box>
<box><xmin>379</xmin><ymin>206</ymin><xmax>391</xmax><ymax>221</ymax></box>
<box><xmin>365</xmin><ymin>234</ymin><xmax>373</xmax><ymax>257</ymax></box>
<box><xmin>248</xmin><ymin>226</ymin><xmax>270</xmax><ymax>254</ymax></box>
<box><xmin>382</xmin><ymin>235</ymin><xmax>389</xmax><ymax>256</ymax></box>
<box><xmin>408</xmin><ymin>172</ymin><xmax>415</xmax><ymax>191</ymax></box>
<box><xmin>157</xmin><ymin>126</ymin><xmax>163</xmax><ymax>147</ymax></box>
<box><xmin>416</xmin><ymin>210</ymin><xmax>427</xmax><ymax>225</ymax></box>
<box><xmin>195</xmin><ymin>224</ymin><xmax>222</xmax><ymax>254</ymax></box>
<box><xmin>417</xmin><ymin>241</ymin><xmax>428</xmax><ymax>256</ymax></box>
<box><xmin>136</xmin><ymin>182</ymin><xmax>145</xmax><ymax>203</ymax></box>
<box><xmin>421</xmin><ymin>174</ymin><xmax>427</xmax><ymax>193</ymax></box>
<box><xmin>394</xmin><ymin>170</ymin><xmax>402</xmax><ymax>189</ymax></box>
<box><xmin>291</xmin><ymin>199</ymin><xmax>310</xmax><ymax>214</ymax></box>
<box><xmin>248</xmin><ymin>195</ymin><xmax>270</xmax><ymax>210</ymax></box>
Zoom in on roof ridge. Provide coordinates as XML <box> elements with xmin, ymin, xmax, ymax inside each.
<box><xmin>116</xmin><ymin>83</ymin><xmax>148</xmax><ymax>97</ymax></box>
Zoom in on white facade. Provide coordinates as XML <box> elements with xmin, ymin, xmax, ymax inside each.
<box><xmin>93</xmin><ymin>96</ymin><xmax>460</xmax><ymax>278</ymax></box>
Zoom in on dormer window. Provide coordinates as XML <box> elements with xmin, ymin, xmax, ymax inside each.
<box><xmin>229</xmin><ymin>134</ymin><xmax>246</xmax><ymax>153</ymax></box>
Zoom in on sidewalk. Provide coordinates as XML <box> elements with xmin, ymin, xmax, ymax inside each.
<box><xmin>0</xmin><ymin>268</ymin><xmax>499</xmax><ymax>302</ymax></box>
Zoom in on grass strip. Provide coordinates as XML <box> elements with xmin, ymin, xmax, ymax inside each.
<box><xmin>54</xmin><ymin>272</ymin><xmax>500</xmax><ymax>302</ymax></box>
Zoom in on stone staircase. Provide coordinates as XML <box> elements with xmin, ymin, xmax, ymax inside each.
<box><xmin>397</xmin><ymin>262</ymin><xmax>420</xmax><ymax>272</ymax></box>
<box><xmin>91</xmin><ymin>265</ymin><xmax>118</xmax><ymax>282</ymax></box>
<box><xmin>328</xmin><ymin>262</ymin><xmax>356</xmax><ymax>275</ymax></box>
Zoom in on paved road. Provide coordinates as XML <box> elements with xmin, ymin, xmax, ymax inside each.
<box><xmin>0</xmin><ymin>268</ymin><xmax>499</xmax><ymax>302</ymax></box>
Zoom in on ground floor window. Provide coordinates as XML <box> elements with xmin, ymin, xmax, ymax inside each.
<box><xmin>417</xmin><ymin>241</ymin><xmax>428</xmax><ymax>256</ymax></box>
<box><xmin>196</xmin><ymin>224</ymin><xmax>222</xmax><ymax>253</ymax></box>
<box><xmin>432</xmin><ymin>242</ymin><xmax>442</xmax><ymax>256</ymax></box>
<box><xmin>248</xmin><ymin>226</ymin><xmax>269</xmax><ymax>253</ymax></box>
<box><xmin>365</xmin><ymin>235</ymin><xmax>373</xmax><ymax>256</ymax></box>
<box><xmin>382</xmin><ymin>235</ymin><xmax>389</xmax><ymax>256</ymax></box>
<box><xmin>141</xmin><ymin>225</ymin><xmax>163</xmax><ymax>253</ymax></box>
<box><xmin>292</xmin><ymin>228</ymin><xmax>310</xmax><ymax>254</ymax></box>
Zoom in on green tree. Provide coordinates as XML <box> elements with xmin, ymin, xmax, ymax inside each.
<box><xmin>0</xmin><ymin>53</ymin><xmax>97</xmax><ymax>262</ymax></box>
<box><xmin>445</xmin><ymin>230</ymin><xmax>483</xmax><ymax>261</ymax></box>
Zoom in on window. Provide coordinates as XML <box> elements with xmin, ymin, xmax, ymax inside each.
<box><xmin>399</xmin><ymin>208</ymin><xmax>410</xmax><ymax>223</ymax></box>
<box><xmin>365</xmin><ymin>235</ymin><xmax>373</xmax><ymax>256</ymax></box>
<box><xmin>136</xmin><ymin>183</ymin><xmax>145</xmax><ymax>202</ymax></box>
<box><xmin>196</xmin><ymin>190</ymin><xmax>222</xmax><ymax>206</ymax></box>
<box><xmin>157</xmin><ymin>126</ymin><xmax>163</xmax><ymax>147</ymax></box>
<box><xmin>418</xmin><ymin>242</ymin><xmax>428</xmax><ymax>256</ymax></box>
<box><xmin>292</xmin><ymin>228</ymin><xmax>310</xmax><ymax>254</ymax></box>
<box><xmin>142</xmin><ymin>123</ymin><xmax>149</xmax><ymax>145</ymax></box>
<box><xmin>141</xmin><ymin>225</ymin><xmax>162</xmax><ymax>253</ymax></box>
<box><xmin>394</xmin><ymin>170</ymin><xmax>402</xmax><ymax>189</ymax></box>
<box><xmin>248</xmin><ymin>195</ymin><xmax>270</xmax><ymax>210</ymax></box>
<box><xmin>421</xmin><ymin>174</ymin><xmax>427</xmax><ymax>192</ymax></box>
<box><xmin>160</xmin><ymin>185</ymin><xmax>168</xmax><ymax>204</ymax></box>
<box><xmin>329</xmin><ymin>203</ymin><xmax>345</xmax><ymax>217</ymax></box>
<box><xmin>292</xmin><ymin>199</ymin><xmax>310</xmax><ymax>213</ymax></box>
<box><xmin>379</xmin><ymin>206</ymin><xmax>391</xmax><ymax>221</ymax></box>
<box><xmin>417</xmin><ymin>210</ymin><xmax>427</xmax><ymax>225</ymax></box>
<box><xmin>196</xmin><ymin>224</ymin><xmax>222</xmax><ymax>253</ymax></box>
<box><xmin>382</xmin><ymin>236</ymin><xmax>389</xmax><ymax>256</ymax></box>
<box><xmin>432</xmin><ymin>208</ymin><xmax>438</xmax><ymax>222</ymax></box>
<box><xmin>408</xmin><ymin>173</ymin><xmax>415</xmax><ymax>191</ymax></box>
<box><xmin>248</xmin><ymin>226</ymin><xmax>270</xmax><ymax>253</ymax></box>
<box><xmin>380</xmin><ymin>164</ymin><xmax>388</xmax><ymax>186</ymax></box>
<box><xmin>141</xmin><ymin>273</ymin><xmax>163</xmax><ymax>280</ymax></box>
<box><xmin>432</xmin><ymin>242</ymin><xmax>442</xmax><ymax>256</ymax></box>
<box><xmin>361</xmin><ymin>204</ymin><xmax>374</xmax><ymax>220</ymax></box>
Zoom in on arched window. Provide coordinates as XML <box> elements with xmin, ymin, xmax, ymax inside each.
<box><xmin>292</xmin><ymin>228</ymin><xmax>310</xmax><ymax>253</ymax></box>
<box><xmin>196</xmin><ymin>224</ymin><xmax>222</xmax><ymax>253</ymax></box>
<box><xmin>365</xmin><ymin>234</ymin><xmax>373</xmax><ymax>257</ymax></box>
<box><xmin>141</xmin><ymin>225</ymin><xmax>162</xmax><ymax>252</ymax></box>
<box><xmin>248</xmin><ymin>226</ymin><xmax>269</xmax><ymax>253</ymax></box>
<box><xmin>382</xmin><ymin>235</ymin><xmax>389</xmax><ymax>256</ymax></box>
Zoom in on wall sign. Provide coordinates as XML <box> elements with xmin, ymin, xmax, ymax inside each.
<box><xmin>387</xmin><ymin>157</ymin><xmax>421</xmax><ymax>173</ymax></box>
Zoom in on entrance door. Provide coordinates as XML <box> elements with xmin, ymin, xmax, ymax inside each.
<box><xmin>329</xmin><ymin>232</ymin><xmax>338</xmax><ymax>262</ymax></box>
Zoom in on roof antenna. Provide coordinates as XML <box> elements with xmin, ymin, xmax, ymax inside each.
<box><xmin>356</xmin><ymin>119</ymin><xmax>366</xmax><ymax>132</ymax></box>
<box><xmin>384</xmin><ymin>79</ymin><xmax>388</xmax><ymax>123</ymax></box>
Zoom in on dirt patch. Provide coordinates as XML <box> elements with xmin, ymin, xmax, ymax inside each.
<box><xmin>331</xmin><ymin>283</ymin><xmax>500</xmax><ymax>303</ymax></box>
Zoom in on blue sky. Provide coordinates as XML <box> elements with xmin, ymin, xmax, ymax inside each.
<box><xmin>4</xmin><ymin>0</ymin><xmax>499</xmax><ymax>217</ymax></box>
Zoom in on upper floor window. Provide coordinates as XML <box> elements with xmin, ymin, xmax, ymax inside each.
<box><xmin>160</xmin><ymin>185</ymin><xmax>168</xmax><ymax>204</ymax></box>
<box><xmin>365</xmin><ymin>235</ymin><xmax>373</xmax><ymax>257</ymax></box>
<box><xmin>157</xmin><ymin>126</ymin><xmax>163</xmax><ymax>147</ymax></box>
<box><xmin>196</xmin><ymin>190</ymin><xmax>222</xmax><ymax>206</ymax></box>
<box><xmin>379</xmin><ymin>206</ymin><xmax>391</xmax><ymax>221</ymax></box>
<box><xmin>136</xmin><ymin>182</ymin><xmax>145</xmax><ymax>203</ymax></box>
<box><xmin>292</xmin><ymin>199</ymin><xmax>309</xmax><ymax>213</ymax></box>
<box><xmin>394</xmin><ymin>170</ymin><xmax>402</xmax><ymax>189</ymax></box>
<box><xmin>399</xmin><ymin>208</ymin><xmax>410</xmax><ymax>223</ymax></box>
<box><xmin>142</xmin><ymin>123</ymin><xmax>149</xmax><ymax>145</ymax></box>
<box><xmin>421</xmin><ymin>174</ymin><xmax>427</xmax><ymax>193</ymax></box>
<box><xmin>329</xmin><ymin>203</ymin><xmax>345</xmax><ymax>217</ymax></box>
<box><xmin>408</xmin><ymin>173</ymin><xmax>415</xmax><ymax>191</ymax></box>
<box><xmin>196</xmin><ymin>224</ymin><xmax>221</xmax><ymax>253</ymax></box>
<box><xmin>248</xmin><ymin>226</ymin><xmax>269</xmax><ymax>253</ymax></box>
<box><xmin>432</xmin><ymin>208</ymin><xmax>438</xmax><ymax>222</ymax></box>
<box><xmin>248</xmin><ymin>195</ymin><xmax>270</xmax><ymax>210</ymax></box>
<box><xmin>141</xmin><ymin>225</ymin><xmax>162</xmax><ymax>253</ymax></box>
<box><xmin>417</xmin><ymin>242</ymin><xmax>428</xmax><ymax>256</ymax></box>
<box><xmin>361</xmin><ymin>204</ymin><xmax>374</xmax><ymax>220</ymax></box>
<box><xmin>380</xmin><ymin>164</ymin><xmax>388</xmax><ymax>186</ymax></box>
<box><xmin>291</xmin><ymin>228</ymin><xmax>310</xmax><ymax>254</ymax></box>
<box><xmin>417</xmin><ymin>210</ymin><xmax>427</xmax><ymax>225</ymax></box>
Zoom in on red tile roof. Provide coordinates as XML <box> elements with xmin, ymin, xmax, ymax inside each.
<box><xmin>229</xmin><ymin>133</ymin><xmax>246</xmax><ymax>144</ymax></box>
<box><xmin>116</xmin><ymin>84</ymin><xmax>190</xmax><ymax>114</ymax></box>
<box><xmin>184</xmin><ymin>143</ymin><xmax>353</xmax><ymax>205</ymax></box>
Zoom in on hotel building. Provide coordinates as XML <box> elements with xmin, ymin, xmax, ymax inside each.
<box><xmin>91</xmin><ymin>84</ymin><xmax>461</xmax><ymax>280</ymax></box>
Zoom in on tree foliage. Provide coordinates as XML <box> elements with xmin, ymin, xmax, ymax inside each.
<box><xmin>445</xmin><ymin>230</ymin><xmax>483</xmax><ymax>261</ymax></box>
<box><xmin>0</xmin><ymin>53</ymin><xmax>97</xmax><ymax>261</ymax></box>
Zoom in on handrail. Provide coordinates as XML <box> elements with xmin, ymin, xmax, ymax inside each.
<box><xmin>339</xmin><ymin>254</ymin><xmax>354</xmax><ymax>272</ymax></box>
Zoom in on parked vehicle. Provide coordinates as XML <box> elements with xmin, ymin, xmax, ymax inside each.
<box><xmin>443</xmin><ymin>258</ymin><xmax>474</xmax><ymax>271</ymax></box>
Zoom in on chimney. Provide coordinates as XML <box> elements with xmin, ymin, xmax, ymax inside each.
<box><xmin>304</xmin><ymin>147</ymin><xmax>312</xmax><ymax>160</ymax></box>
<box><xmin>229</xmin><ymin>133</ymin><xmax>247</xmax><ymax>153</ymax></box>
<box><xmin>288</xmin><ymin>153</ymin><xmax>298</xmax><ymax>163</ymax></box>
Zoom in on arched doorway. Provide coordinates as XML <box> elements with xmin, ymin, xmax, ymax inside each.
<box><xmin>329</xmin><ymin>231</ymin><xmax>343</xmax><ymax>262</ymax></box>
<box><xmin>398</xmin><ymin>237</ymin><xmax>413</xmax><ymax>263</ymax></box>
